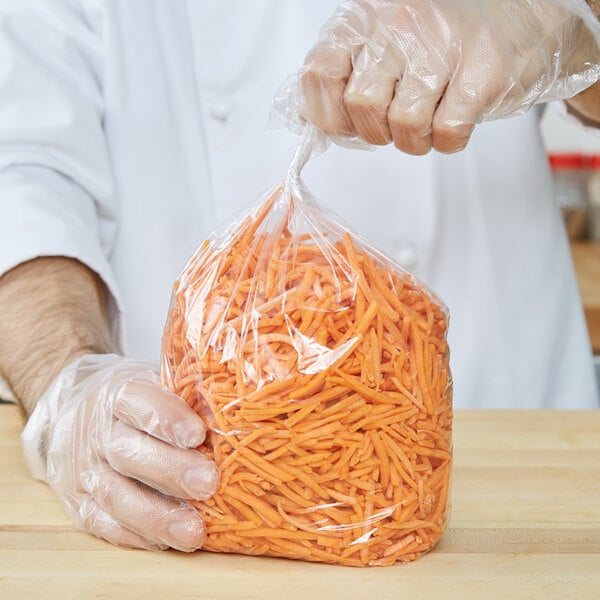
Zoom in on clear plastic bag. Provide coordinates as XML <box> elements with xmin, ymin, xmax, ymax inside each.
<box><xmin>161</xmin><ymin>130</ymin><xmax>452</xmax><ymax>566</ymax></box>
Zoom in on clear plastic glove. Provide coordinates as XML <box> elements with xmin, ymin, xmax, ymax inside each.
<box><xmin>21</xmin><ymin>354</ymin><xmax>220</xmax><ymax>552</ymax></box>
<box><xmin>291</xmin><ymin>0</ymin><xmax>600</xmax><ymax>154</ymax></box>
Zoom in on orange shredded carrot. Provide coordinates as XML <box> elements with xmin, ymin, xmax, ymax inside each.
<box><xmin>161</xmin><ymin>187</ymin><xmax>452</xmax><ymax>567</ymax></box>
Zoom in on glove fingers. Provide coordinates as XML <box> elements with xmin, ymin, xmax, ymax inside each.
<box><xmin>431</xmin><ymin>24</ymin><xmax>503</xmax><ymax>153</ymax></box>
<box><xmin>82</xmin><ymin>466</ymin><xmax>206</xmax><ymax>552</ymax></box>
<box><xmin>343</xmin><ymin>43</ymin><xmax>396</xmax><ymax>145</ymax></box>
<box><xmin>388</xmin><ymin>69</ymin><xmax>448</xmax><ymax>155</ymax></box>
<box><xmin>79</xmin><ymin>496</ymin><xmax>168</xmax><ymax>551</ymax></box>
<box><xmin>431</xmin><ymin>98</ymin><xmax>475</xmax><ymax>154</ymax></box>
<box><xmin>113</xmin><ymin>377</ymin><xmax>207</xmax><ymax>449</ymax></box>
<box><xmin>301</xmin><ymin>43</ymin><xmax>354</xmax><ymax>136</ymax></box>
<box><xmin>431</xmin><ymin>66</ymin><xmax>486</xmax><ymax>153</ymax></box>
<box><xmin>300</xmin><ymin>0</ymin><xmax>376</xmax><ymax>136</ymax></box>
<box><xmin>105</xmin><ymin>420</ymin><xmax>220</xmax><ymax>501</ymax></box>
<box><xmin>382</xmin><ymin>0</ymin><xmax>451</xmax><ymax>154</ymax></box>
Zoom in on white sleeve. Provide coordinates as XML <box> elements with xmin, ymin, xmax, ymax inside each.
<box><xmin>0</xmin><ymin>0</ymin><xmax>124</xmax><ymax>349</ymax></box>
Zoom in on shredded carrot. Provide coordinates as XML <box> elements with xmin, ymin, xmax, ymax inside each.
<box><xmin>161</xmin><ymin>187</ymin><xmax>452</xmax><ymax>567</ymax></box>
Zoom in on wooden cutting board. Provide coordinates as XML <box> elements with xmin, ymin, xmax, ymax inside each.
<box><xmin>1</xmin><ymin>406</ymin><xmax>599</xmax><ymax>600</ymax></box>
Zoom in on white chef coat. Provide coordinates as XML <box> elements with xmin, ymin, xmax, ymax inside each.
<box><xmin>0</xmin><ymin>0</ymin><xmax>597</xmax><ymax>409</ymax></box>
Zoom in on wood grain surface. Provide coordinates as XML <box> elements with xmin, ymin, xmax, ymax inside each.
<box><xmin>1</xmin><ymin>406</ymin><xmax>599</xmax><ymax>600</ymax></box>
<box><xmin>571</xmin><ymin>241</ymin><xmax>600</xmax><ymax>353</ymax></box>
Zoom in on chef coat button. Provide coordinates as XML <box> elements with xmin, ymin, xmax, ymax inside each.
<box><xmin>397</xmin><ymin>245</ymin><xmax>419</xmax><ymax>270</ymax></box>
<box><xmin>209</xmin><ymin>101</ymin><xmax>230</xmax><ymax>121</ymax></box>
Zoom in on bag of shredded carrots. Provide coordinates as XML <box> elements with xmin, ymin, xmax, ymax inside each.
<box><xmin>161</xmin><ymin>128</ymin><xmax>452</xmax><ymax>566</ymax></box>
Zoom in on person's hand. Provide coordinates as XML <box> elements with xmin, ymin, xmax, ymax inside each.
<box><xmin>21</xmin><ymin>354</ymin><xmax>219</xmax><ymax>551</ymax></box>
<box><xmin>299</xmin><ymin>0</ymin><xmax>600</xmax><ymax>154</ymax></box>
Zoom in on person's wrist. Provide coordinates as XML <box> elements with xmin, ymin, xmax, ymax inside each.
<box><xmin>566</xmin><ymin>100</ymin><xmax>600</xmax><ymax>128</ymax></box>
<box><xmin>18</xmin><ymin>344</ymin><xmax>113</xmax><ymax>419</ymax></box>
<box><xmin>0</xmin><ymin>257</ymin><xmax>114</xmax><ymax>418</ymax></box>
<box><xmin>565</xmin><ymin>79</ymin><xmax>600</xmax><ymax>127</ymax></box>
<box><xmin>21</xmin><ymin>352</ymin><xmax>120</xmax><ymax>482</ymax></box>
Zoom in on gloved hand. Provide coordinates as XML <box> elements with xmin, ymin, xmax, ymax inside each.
<box><xmin>296</xmin><ymin>0</ymin><xmax>600</xmax><ymax>154</ymax></box>
<box><xmin>21</xmin><ymin>354</ymin><xmax>219</xmax><ymax>552</ymax></box>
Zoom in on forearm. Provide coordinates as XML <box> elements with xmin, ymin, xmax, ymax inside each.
<box><xmin>0</xmin><ymin>257</ymin><xmax>112</xmax><ymax>417</ymax></box>
<box><xmin>565</xmin><ymin>1</ymin><xmax>600</xmax><ymax>125</ymax></box>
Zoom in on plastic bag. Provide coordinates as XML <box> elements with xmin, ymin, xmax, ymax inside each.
<box><xmin>161</xmin><ymin>129</ymin><xmax>452</xmax><ymax>566</ymax></box>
